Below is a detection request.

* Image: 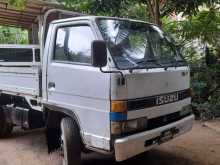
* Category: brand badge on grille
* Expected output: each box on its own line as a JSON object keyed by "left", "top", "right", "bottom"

{"left": 156, "top": 92, "right": 179, "bottom": 106}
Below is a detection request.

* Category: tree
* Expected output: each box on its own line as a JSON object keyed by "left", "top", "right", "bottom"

{"left": 164, "top": 6, "right": 220, "bottom": 55}
{"left": 138, "top": 0, "right": 219, "bottom": 26}
{"left": 162, "top": 5, "right": 220, "bottom": 116}
{"left": 8, "top": 0, "right": 219, "bottom": 26}
{"left": 57, "top": 0, "right": 130, "bottom": 16}
{"left": 57, "top": 0, "right": 220, "bottom": 26}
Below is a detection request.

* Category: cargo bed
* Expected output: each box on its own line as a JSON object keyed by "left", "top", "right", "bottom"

{"left": 0, "top": 44, "right": 41, "bottom": 97}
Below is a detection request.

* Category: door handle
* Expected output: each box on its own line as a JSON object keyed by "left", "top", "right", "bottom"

{"left": 48, "top": 82, "right": 56, "bottom": 89}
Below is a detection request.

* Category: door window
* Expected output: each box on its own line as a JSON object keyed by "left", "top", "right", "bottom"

{"left": 54, "top": 25, "right": 95, "bottom": 64}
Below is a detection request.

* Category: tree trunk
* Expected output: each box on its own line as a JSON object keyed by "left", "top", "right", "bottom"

{"left": 146, "top": 0, "right": 162, "bottom": 27}
{"left": 146, "top": 0, "right": 155, "bottom": 23}
{"left": 154, "top": 0, "right": 161, "bottom": 26}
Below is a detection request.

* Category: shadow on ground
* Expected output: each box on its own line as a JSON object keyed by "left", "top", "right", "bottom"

{"left": 9, "top": 128, "right": 46, "bottom": 139}
{"left": 0, "top": 125, "right": 206, "bottom": 165}
{"left": 82, "top": 149, "right": 200, "bottom": 165}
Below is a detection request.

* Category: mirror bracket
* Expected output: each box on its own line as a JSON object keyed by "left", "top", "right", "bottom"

{"left": 100, "top": 67, "right": 125, "bottom": 86}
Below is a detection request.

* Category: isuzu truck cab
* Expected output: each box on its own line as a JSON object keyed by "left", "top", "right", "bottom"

{"left": 0, "top": 11, "right": 194, "bottom": 165}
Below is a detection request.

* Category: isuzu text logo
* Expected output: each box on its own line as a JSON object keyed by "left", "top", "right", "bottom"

{"left": 156, "top": 92, "right": 179, "bottom": 106}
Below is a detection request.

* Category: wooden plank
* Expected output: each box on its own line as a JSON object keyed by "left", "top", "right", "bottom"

{"left": 0, "top": 19, "right": 30, "bottom": 26}
{"left": 0, "top": 9, "right": 36, "bottom": 19}
{"left": 0, "top": 19, "right": 31, "bottom": 27}
{"left": 0, "top": 16, "right": 35, "bottom": 24}
{"left": 0, "top": 22, "right": 28, "bottom": 28}
{"left": 0, "top": 14, "right": 35, "bottom": 23}
{"left": 0, "top": 8, "right": 38, "bottom": 18}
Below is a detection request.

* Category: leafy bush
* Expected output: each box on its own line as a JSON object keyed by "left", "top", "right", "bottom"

{"left": 191, "top": 64, "right": 220, "bottom": 120}
{"left": 0, "top": 26, "right": 28, "bottom": 44}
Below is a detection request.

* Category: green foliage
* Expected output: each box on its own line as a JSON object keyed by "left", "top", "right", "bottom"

{"left": 191, "top": 65, "right": 220, "bottom": 119}
{"left": 161, "top": 0, "right": 218, "bottom": 16}
{"left": 57, "top": 0, "right": 131, "bottom": 16}
{"left": 56, "top": 0, "right": 150, "bottom": 21}
{"left": 0, "top": 26, "right": 28, "bottom": 44}
{"left": 164, "top": 9, "right": 220, "bottom": 44}
{"left": 120, "top": 3, "right": 149, "bottom": 21}
{"left": 163, "top": 7, "right": 220, "bottom": 64}
{"left": 182, "top": 10, "right": 220, "bottom": 46}
{"left": 163, "top": 5, "right": 220, "bottom": 119}
{"left": 8, "top": 0, "right": 26, "bottom": 9}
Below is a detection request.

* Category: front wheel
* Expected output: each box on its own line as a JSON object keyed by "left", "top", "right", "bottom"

{"left": 60, "top": 117, "right": 81, "bottom": 165}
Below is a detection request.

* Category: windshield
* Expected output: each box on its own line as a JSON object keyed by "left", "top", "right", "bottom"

{"left": 96, "top": 18, "right": 187, "bottom": 70}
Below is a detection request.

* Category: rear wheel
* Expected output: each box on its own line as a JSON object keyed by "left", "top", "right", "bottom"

{"left": 60, "top": 117, "right": 81, "bottom": 165}
{"left": 0, "top": 109, "right": 13, "bottom": 138}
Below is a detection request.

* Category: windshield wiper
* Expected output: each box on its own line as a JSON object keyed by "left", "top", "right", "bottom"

{"left": 136, "top": 59, "right": 164, "bottom": 68}
{"left": 171, "top": 58, "right": 187, "bottom": 68}
{"left": 136, "top": 59, "right": 156, "bottom": 64}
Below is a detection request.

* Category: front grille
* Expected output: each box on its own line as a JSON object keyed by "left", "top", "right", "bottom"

{"left": 147, "top": 111, "right": 186, "bottom": 130}
{"left": 127, "top": 89, "right": 191, "bottom": 111}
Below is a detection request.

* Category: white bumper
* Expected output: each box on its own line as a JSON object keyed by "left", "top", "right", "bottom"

{"left": 114, "top": 115, "right": 194, "bottom": 161}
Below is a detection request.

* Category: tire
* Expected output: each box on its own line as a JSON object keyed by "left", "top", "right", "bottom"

{"left": 61, "top": 117, "right": 81, "bottom": 165}
{"left": 0, "top": 109, "right": 13, "bottom": 138}
{"left": 46, "top": 111, "right": 61, "bottom": 153}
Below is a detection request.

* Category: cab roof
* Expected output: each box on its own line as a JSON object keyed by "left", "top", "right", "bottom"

{"left": 51, "top": 16, "right": 151, "bottom": 25}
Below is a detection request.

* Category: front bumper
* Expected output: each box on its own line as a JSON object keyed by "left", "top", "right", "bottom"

{"left": 114, "top": 114, "right": 194, "bottom": 161}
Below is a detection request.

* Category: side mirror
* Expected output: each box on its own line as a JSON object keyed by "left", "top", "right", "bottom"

{"left": 92, "top": 40, "right": 107, "bottom": 67}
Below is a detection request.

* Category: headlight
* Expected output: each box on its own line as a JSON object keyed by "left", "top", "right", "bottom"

{"left": 180, "top": 105, "right": 192, "bottom": 117}
{"left": 122, "top": 120, "right": 138, "bottom": 133}
{"left": 111, "top": 117, "right": 148, "bottom": 135}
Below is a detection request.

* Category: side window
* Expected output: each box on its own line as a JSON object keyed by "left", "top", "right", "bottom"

{"left": 54, "top": 25, "right": 95, "bottom": 64}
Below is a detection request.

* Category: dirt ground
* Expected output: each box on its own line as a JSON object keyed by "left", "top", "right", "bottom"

{"left": 0, "top": 122, "right": 220, "bottom": 165}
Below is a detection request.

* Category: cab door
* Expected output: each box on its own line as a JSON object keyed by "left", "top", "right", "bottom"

{"left": 45, "top": 21, "right": 111, "bottom": 150}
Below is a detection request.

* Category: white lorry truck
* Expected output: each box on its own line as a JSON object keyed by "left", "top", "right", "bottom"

{"left": 0, "top": 4, "right": 194, "bottom": 165}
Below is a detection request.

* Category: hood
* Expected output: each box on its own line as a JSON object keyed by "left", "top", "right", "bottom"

{"left": 111, "top": 67, "right": 190, "bottom": 100}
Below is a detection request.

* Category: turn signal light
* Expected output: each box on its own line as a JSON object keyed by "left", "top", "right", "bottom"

{"left": 111, "top": 101, "right": 127, "bottom": 113}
